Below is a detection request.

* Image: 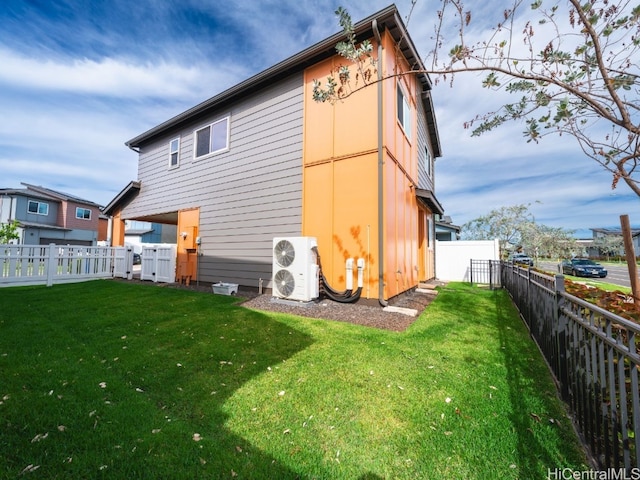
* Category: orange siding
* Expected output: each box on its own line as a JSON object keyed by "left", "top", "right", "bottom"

{"left": 303, "top": 52, "right": 380, "bottom": 298}
{"left": 111, "top": 210, "right": 125, "bottom": 247}
{"left": 380, "top": 29, "right": 423, "bottom": 298}
{"left": 303, "top": 29, "right": 434, "bottom": 300}
{"left": 98, "top": 217, "right": 108, "bottom": 242}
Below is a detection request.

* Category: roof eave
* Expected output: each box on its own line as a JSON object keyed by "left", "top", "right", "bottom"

{"left": 415, "top": 188, "right": 445, "bottom": 215}
{"left": 126, "top": 5, "right": 441, "bottom": 152}
{"left": 102, "top": 181, "right": 141, "bottom": 216}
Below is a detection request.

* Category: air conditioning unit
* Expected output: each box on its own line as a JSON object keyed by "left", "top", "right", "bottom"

{"left": 272, "top": 237, "right": 319, "bottom": 302}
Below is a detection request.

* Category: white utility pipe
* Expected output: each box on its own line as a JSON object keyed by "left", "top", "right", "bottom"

{"left": 357, "top": 259, "right": 365, "bottom": 288}
{"left": 346, "top": 258, "right": 354, "bottom": 291}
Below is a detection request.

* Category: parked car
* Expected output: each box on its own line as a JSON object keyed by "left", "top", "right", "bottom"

{"left": 561, "top": 258, "right": 607, "bottom": 278}
{"left": 508, "top": 253, "right": 534, "bottom": 266}
{"left": 133, "top": 253, "right": 141, "bottom": 265}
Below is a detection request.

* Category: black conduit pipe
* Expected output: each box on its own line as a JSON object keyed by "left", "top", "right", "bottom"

{"left": 313, "top": 247, "right": 362, "bottom": 303}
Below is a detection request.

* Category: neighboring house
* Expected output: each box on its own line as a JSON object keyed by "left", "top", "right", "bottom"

{"left": 98, "top": 214, "right": 110, "bottom": 243}
{"left": 104, "top": 5, "right": 445, "bottom": 301}
{"left": 124, "top": 220, "right": 177, "bottom": 252}
{"left": 435, "top": 215, "right": 461, "bottom": 241}
{"left": 0, "top": 183, "right": 102, "bottom": 246}
{"left": 589, "top": 227, "right": 640, "bottom": 257}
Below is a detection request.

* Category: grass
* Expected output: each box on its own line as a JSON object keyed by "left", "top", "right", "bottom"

{"left": 0, "top": 281, "right": 588, "bottom": 479}
{"left": 565, "top": 277, "right": 631, "bottom": 293}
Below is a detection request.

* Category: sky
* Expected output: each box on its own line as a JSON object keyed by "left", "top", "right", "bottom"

{"left": 0, "top": 0, "right": 637, "bottom": 238}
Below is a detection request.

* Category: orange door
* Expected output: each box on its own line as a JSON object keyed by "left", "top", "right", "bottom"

{"left": 176, "top": 208, "right": 200, "bottom": 284}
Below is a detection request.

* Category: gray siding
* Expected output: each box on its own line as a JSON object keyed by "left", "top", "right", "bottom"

{"left": 416, "top": 100, "right": 435, "bottom": 192}
{"left": 122, "top": 73, "right": 304, "bottom": 287}
{"left": 16, "top": 196, "right": 59, "bottom": 226}
{"left": 30, "top": 227, "right": 96, "bottom": 246}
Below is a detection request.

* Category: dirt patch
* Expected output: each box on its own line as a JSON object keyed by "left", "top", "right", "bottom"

{"left": 240, "top": 287, "right": 440, "bottom": 332}
{"left": 117, "top": 278, "right": 444, "bottom": 332}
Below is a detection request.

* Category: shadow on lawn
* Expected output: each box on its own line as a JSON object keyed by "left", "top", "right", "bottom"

{"left": 110, "top": 298, "right": 317, "bottom": 479}
{"left": 0, "top": 282, "right": 316, "bottom": 479}
{"left": 492, "top": 290, "right": 581, "bottom": 476}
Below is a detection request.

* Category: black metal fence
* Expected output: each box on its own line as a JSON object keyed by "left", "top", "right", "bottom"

{"left": 495, "top": 262, "right": 640, "bottom": 471}
{"left": 469, "top": 259, "right": 501, "bottom": 289}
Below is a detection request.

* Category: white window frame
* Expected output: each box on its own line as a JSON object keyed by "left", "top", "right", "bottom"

{"left": 193, "top": 116, "right": 230, "bottom": 160}
{"left": 425, "top": 146, "right": 432, "bottom": 178}
{"left": 397, "top": 84, "right": 412, "bottom": 140}
{"left": 169, "top": 137, "right": 180, "bottom": 168}
{"left": 27, "top": 200, "right": 49, "bottom": 216}
{"left": 75, "top": 207, "right": 91, "bottom": 220}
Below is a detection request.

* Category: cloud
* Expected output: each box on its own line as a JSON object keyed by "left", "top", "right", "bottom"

{"left": 0, "top": 0, "right": 636, "bottom": 233}
{"left": 0, "top": 47, "right": 245, "bottom": 100}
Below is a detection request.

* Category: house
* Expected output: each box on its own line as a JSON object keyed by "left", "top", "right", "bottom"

{"left": 104, "top": 5, "right": 445, "bottom": 302}
{"left": 124, "top": 220, "right": 178, "bottom": 253}
{"left": 435, "top": 215, "right": 461, "bottom": 241}
{"left": 0, "top": 183, "right": 102, "bottom": 246}
{"left": 589, "top": 227, "right": 640, "bottom": 258}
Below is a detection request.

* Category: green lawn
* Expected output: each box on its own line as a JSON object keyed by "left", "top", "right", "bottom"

{"left": 0, "top": 281, "right": 588, "bottom": 479}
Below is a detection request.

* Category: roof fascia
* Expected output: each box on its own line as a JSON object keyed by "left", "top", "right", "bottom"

{"left": 126, "top": 5, "right": 440, "bottom": 153}
{"left": 21, "top": 182, "right": 102, "bottom": 207}
{"left": 415, "top": 188, "right": 445, "bottom": 215}
{"left": 102, "top": 181, "right": 141, "bottom": 216}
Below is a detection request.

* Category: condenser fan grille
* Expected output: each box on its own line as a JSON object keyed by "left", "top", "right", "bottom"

{"left": 274, "top": 269, "right": 295, "bottom": 297}
{"left": 274, "top": 239, "right": 295, "bottom": 268}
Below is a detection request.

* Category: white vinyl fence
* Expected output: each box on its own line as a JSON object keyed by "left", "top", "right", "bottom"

{"left": 436, "top": 239, "right": 500, "bottom": 281}
{"left": 140, "top": 245, "right": 177, "bottom": 283}
{"left": 0, "top": 244, "right": 135, "bottom": 287}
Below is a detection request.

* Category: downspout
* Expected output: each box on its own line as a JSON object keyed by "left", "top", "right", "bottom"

{"left": 373, "top": 19, "right": 387, "bottom": 307}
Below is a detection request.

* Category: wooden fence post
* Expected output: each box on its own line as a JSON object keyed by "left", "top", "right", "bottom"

{"left": 620, "top": 215, "right": 640, "bottom": 309}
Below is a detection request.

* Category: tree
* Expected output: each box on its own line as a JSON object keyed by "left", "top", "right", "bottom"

{"left": 519, "top": 221, "right": 578, "bottom": 260}
{"left": 0, "top": 220, "right": 20, "bottom": 244}
{"left": 461, "top": 204, "right": 535, "bottom": 255}
{"left": 461, "top": 203, "right": 577, "bottom": 258}
{"left": 593, "top": 233, "right": 625, "bottom": 259}
{"left": 314, "top": 2, "right": 640, "bottom": 195}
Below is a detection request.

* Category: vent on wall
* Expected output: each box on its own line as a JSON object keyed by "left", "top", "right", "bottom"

{"left": 272, "top": 237, "right": 319, "bottom": 302}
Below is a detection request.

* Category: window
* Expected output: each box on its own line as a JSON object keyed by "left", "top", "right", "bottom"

{"left": 397, "top": 84, "right": 412, "bottom": 140}
{"left": 194, "top": 116, "right": 229, "bottom": 159}
{"left": 169, "top": 137, "right": 180, "bottom": 167}
{"left": 27, "top": 200, "right": 48, "bottom": 215}
{"left": 76, "top": 207, "right": 91, "bottom": 220}
{"left": 425, "top": 147, "right": 432, "bottom": 178}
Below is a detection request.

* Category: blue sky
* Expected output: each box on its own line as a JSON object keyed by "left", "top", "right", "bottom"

{"left": 1, "top": 0, "right": 637, "bottom": 238}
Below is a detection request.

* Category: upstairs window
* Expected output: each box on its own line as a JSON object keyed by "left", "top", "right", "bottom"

{"left": 76, "top": 207, "right": 91, "bottom": 220}
{"left": 28, "top": 200, "right": 49, "bottom": 215}
{"left": 169, "top": 137, "right": 180, "bottom": 168}
{"left": 397, "top": 84, "right": 412, "bottom": 140}
{"left": 194, "top": 116, "right": 229, "bottom": 159}
{"left": 425, "top": 147, "right": 432, "bottom": 178}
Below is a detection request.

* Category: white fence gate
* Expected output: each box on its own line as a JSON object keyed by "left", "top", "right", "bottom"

{"left": 113, "top": 246, "right": 134, "bottom": 280}
{"left": 1, "top": 244, "right": 121, "bottom": 287}
{"left": 140, "top": 245, "right": 176, "bottom": 283}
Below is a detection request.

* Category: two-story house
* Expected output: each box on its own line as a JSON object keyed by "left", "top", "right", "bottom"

{"left": 104, "top": 5, "right": 445, "bottom": 302}
{"left": 0, "top": 183, "right": 102, "bottom": 246}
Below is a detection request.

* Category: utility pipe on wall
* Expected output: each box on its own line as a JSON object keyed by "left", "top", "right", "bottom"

{"left": 372, "top": 19, "right": 388, "bottom": 307}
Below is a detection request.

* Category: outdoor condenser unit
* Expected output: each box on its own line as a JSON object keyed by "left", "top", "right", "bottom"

{"left": 272, "top": 236, "right": 319, "bottom": 302}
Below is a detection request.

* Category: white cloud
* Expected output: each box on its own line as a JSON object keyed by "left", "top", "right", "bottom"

{"left": 0, "top": 0, "right": 636, "bottom": 233}
{"left": 0, "top": 47, "right": 243, "bottom": 100}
